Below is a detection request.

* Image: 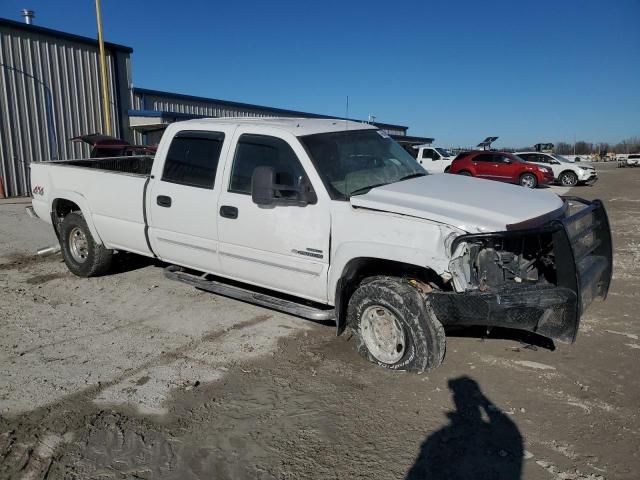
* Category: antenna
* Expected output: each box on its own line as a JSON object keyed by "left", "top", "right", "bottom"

{"left": 345, "top": 95, "right": 349, "bottom": 130}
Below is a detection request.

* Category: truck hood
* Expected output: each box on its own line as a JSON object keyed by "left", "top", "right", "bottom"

{"left": 349, "top": 174, "right": 565, "bottom": 233}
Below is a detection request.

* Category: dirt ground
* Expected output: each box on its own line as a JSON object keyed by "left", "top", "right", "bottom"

{"left": 0, "top": 163, "right": 638, "bottom": 480}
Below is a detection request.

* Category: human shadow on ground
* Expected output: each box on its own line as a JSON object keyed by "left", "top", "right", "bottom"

{"left": 406, "top": 376, "right": 523, "bottom": 480}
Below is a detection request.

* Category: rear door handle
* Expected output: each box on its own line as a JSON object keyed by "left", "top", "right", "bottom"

{"left": 157, "top": 195, "right": 172, "bottom": 207}
{"left": 220, "top": 205, "right": 238, "bottom": 219}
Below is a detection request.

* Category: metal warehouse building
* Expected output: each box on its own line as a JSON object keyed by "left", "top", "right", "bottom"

{"left": 1, "top": 16, "right": 421, "bottom": 197}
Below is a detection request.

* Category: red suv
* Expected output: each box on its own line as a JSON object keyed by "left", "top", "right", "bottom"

{"left": 449, "top": 151, "right": 554, "bottom": 188}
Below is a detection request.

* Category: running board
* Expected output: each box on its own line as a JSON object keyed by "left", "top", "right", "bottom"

{"left": 164, "top": 266, "right": 335, "bottom": 321}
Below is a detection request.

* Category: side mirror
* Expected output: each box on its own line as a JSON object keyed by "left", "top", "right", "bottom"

{"left": 503, "top": 159, "right": 511, "bottom": 164}
{"left": 251, "top": 166, "right": 317, "bottom": 207}
{"left": 251, "top": 166, "right": 276, "bottom": 206}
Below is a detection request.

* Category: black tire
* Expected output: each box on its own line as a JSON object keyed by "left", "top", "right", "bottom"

{"left": 347, "top": 276, "right": 445, "bottom": 371}
{"left": 59, "top": 212, "right": 113, "bottom": 277}
{"left": 559, "top": 171, "right": 578, "bottom": 187}
{"left": 519, "top": 173, "right": 538, "bottom": 188}
{"left": 458, "top": 171, "right": 472, "bottom": 176}
{"left": 444, "top": 166, "right": 451, "bottom": 173}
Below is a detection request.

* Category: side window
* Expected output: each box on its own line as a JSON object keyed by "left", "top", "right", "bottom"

{"left": 422, "top": 149, "right": 434, "bottom": 160}
{"left": 474, "top": 153, "right": 494, "bottom": 162}
{"left": 230, "top": 134, "right": 306, "bottom": 195}
{"left": 162, "top": 131, "right": 224, "bottom": 189}
{"left": 430, "top": 149, "right": 442, "bottom": 160}
{"left": 496, "top": 155, "right": 512, "bottom": 163}
{"left": 518, "top": 153, "right": 533, "bottom": 162}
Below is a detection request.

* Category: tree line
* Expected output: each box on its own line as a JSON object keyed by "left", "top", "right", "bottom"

{"left": 552, "top": 136, "right": 640, "bottom": 156}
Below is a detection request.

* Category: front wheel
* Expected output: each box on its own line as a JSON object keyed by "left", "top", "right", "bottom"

{"left": 458, "top": 171, "right": 472, "bottom": 176}
{"left": 347, "top": 276, "right": 445, "bottom": 371}
{"left": 519, "top": 173, "right": 538, "bottom": 188}
{"left": 559, "top": 171, "right": 578, "bottom": 186}
{"left": 60, "top": 212, "right": 113, "bottom": 277}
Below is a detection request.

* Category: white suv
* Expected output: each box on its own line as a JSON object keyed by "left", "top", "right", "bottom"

{"left": 516, "top": 152, "right": 597, "bottom": 186}
{"left": 618, "top": 154, "right": 640, "bottom": 167}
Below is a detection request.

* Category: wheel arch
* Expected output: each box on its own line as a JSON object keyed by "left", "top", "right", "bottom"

{"left": 50, "top": 191, "right": 103, "bottom": 244}
{"left": 560, "top": 168, "right": 578, "bottom": 177}
{"left": 519, "top": 171, "right": 539, "bottom": 183}
{"left": 333, "top": 256, "right": 444, "bottom": 336}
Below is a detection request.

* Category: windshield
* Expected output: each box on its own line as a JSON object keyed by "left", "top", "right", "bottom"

{"left": 300, "top": 129, "right": 425, "bottom": 199}
{"left": 436, "top": 148, "right": 454, "bottom": 158}
{"left": 552, "top": 154, "right": 573, "bottom": 163}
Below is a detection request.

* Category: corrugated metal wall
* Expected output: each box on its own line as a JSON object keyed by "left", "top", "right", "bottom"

{"left": 0, "top": 23, "right": 130, "bottom": 197}
{"left": 132, "top": 92, "right": 284, "bottom": 119}
{"left": 131, "top": 90, "right": 407, "bottom": 144}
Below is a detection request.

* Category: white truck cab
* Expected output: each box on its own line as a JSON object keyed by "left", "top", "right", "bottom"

{"left": 413, "top": 145, "right": 456, "bottom": 173}
{"left": 30, "top": 118, "right": 613, "bottom": 371}
{"left": 516, "top": 152, "right": 598, "bottom": 186}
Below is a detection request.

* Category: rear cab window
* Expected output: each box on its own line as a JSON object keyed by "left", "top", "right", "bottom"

{"left": 162, "top": 131, "right": 225, "bottom": 189}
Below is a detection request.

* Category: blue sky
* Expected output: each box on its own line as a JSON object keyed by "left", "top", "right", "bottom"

{"left": 2, "top": 0, "right": 639, "bottom": 147}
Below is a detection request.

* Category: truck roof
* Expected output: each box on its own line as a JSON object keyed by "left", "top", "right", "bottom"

{"left": 175, "top": 117, "right": 378, "bottom": 136}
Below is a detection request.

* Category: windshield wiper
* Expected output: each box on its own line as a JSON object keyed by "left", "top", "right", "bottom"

{"left": 348, "top": 182, "right": 390, "bottom": 197}
{"left": 396, "top": 172, "right": 426, "bottom": 182}
{"left": 348, "top": 173, "right": 426, "bottom": 197}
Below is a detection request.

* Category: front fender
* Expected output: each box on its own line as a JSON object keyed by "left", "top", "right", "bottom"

{"left": 328, "top": 241, "right": 450, "bottom": 304}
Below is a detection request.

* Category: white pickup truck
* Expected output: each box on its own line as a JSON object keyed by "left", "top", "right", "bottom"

{"left": 30, "top": 118, "right": 613, "bottom": 371}
{"left": 412, "top": 145, "right": 457, "bottom": 173}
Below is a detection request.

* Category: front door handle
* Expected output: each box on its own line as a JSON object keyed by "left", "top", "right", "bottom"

{"left": 220, "top": 205, "right": 238, "bottom": 219}
{"left": 157, "top": 195, "right": 172, "bottom": 207}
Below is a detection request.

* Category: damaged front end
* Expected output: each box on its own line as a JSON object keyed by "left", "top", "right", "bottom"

{"left": 431, "top": 197, "right": 612, "bottom": 343}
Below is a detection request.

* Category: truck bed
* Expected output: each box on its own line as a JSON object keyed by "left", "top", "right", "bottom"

{"left": 49, "top": 155, "right": 155, "bottom": 176}
{"left": 30, "top": 156, "right": 155, "bottom": 257}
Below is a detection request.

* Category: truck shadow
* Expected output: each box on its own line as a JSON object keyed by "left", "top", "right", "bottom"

{"left": 110, "top": 252, "right": 164, "bottom": 274}
{"left": 445, "top": 326, "right": 556, "bottom": 351}
{"left": 405, "top": 376, "right": 523, "bottom": 480}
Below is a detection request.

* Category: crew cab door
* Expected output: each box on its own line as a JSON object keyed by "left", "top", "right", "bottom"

{"left": 216, "top": 128, "right": 331, "bottom": 303}
{"left": 147, "top": 127, "right": 234, "bottom": 272}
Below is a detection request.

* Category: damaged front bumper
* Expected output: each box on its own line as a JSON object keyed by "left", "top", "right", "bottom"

{"left": 431, "top": 197, "right": 612, "bottom": 343}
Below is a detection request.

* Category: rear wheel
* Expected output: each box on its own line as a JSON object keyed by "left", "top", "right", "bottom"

{"left": 60, "top": 212, "right": 113, "bottom": 277}
{"left": 559, "top": 171, "right": 578, "bottom": 186}
{"left": 458, "top": 171, "right": 472, "bottom": 176}
{"left": 348, "top": 276, "right": 445, "bottom": 371}
{"left": 519, "top": 173, "right": 538, "bottom": 188}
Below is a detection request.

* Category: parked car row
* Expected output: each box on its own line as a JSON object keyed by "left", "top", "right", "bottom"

{"left": 449, "top": 151, "right": 554, "bottom": 188}
{"left": 617, "top": 154, "right": 640, "bottom": 168}
{"left": 410, "top": 147, "right": 597, "bottom": 189}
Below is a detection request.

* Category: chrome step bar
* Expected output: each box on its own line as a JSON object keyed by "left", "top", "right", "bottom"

{"left": 164, "top": 266, "right": 335, "bottom": 321}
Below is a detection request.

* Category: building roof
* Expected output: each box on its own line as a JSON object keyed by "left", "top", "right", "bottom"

{"left": 133, "top": 87, "right": 408, "bottom": 132}
{"left": 0, "top": 17, "right": 133, "bottom": 53}
{"left": 169, "top": 117, "right": 378, "bottom": 137}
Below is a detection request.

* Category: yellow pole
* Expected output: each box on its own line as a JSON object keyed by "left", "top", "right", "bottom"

{"left": 95, "top": 0, "right": 112, "bottom": 135}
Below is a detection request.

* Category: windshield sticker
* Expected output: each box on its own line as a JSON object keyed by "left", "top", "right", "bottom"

{"left": 377, "top": 130, "right": 390, "bottom": 139}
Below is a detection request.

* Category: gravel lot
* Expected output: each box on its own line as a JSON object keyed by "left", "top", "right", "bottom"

{"left": 1, "top": 162, "right": 638, "bottom": 479}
